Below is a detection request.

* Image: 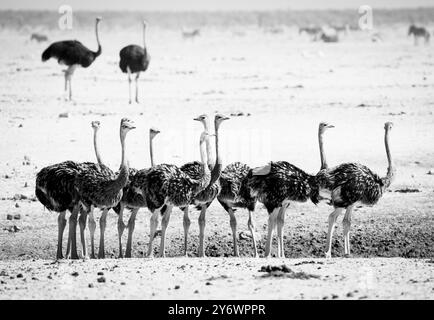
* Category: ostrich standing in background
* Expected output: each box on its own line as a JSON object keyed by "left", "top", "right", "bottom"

{"left": 119, "top": 20, "right": 150, "bottom": 104}
{"left": 246, "top": 161, "right": 320, "bottom": 258}
{"left": 316, "top": 122, "right": 395, "bottom": 258}
{"left": 35, "top": 121, "right": 106, "bottom": 259}
{"left": 114, "top": 127, "right": 160, "bottom": 258}
{"left": 145, "top": 131, "right": 211, "bottom": 257}
{"left": 408, "top": 25, "right": 430, "bottom": 46}
{"left": 217, "top": 162, "right": 259, "bottom": 257}
{"left": 42, "top": 17, "right": 102, "bottom": 101}
{"left": 75, "top": 118, "right": 135, "bottom": 259}
{"left": 180, "top": 114, "right": 229, "bottom": 257}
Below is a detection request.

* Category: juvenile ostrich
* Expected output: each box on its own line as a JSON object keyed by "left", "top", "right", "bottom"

{"left": 408, "top": 25, "right": 430, "bottom": 45}
{"left": 35, "top": 121, "right": 106, "bottom": 259}
{"left": 217, "top": 161, "right": 259, "bottom": 257}
{"left": 119, "top": 20, "right": 150, "bottom": 104}
{"left": 246, "top": 162, "right": 320, "bottom": 258}
{"left": 114, "top": 127, "right": 160, "bottom": 258}
{"left": 180, "top": 114, "right": 229, "bottom": 257}
{"left": 145, "top": 131, "right": 211, "bottom": 257}
{"left": 75, "top": 118, "right": 135, "bottom": 259}
{"left": 42, "top": 17, "right": 102, "bottom": 101}
{"left": 316, "top": 122, "right": 395, "bottom": 258}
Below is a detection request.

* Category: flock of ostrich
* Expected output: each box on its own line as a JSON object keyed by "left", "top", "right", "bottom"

{"left": 34, "top": 16, "right": 397, "bottom": 260}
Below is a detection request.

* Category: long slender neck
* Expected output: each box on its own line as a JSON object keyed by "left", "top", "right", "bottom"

{"left": 204, "top": 119, "right": 214, "bottom": 168}
{"left": 208, "top": 122, "right": 222, "bottom": 186}
{"left": 143, "top": 25, "right": 147, "bottom": 49}
{"left": 318, "top": 128, "right": 328, "bottom": 170}
{"left": 197, "top": 137, "right": 211, "bottom": 192}
{"left": 94, "top": 21, "right": 101, "bottom": 57}
{"left": 382, "top": 128, "right": 395, "bottom": 188}
{"left": 114, "top": 129, "right": 129, "bottom": 188}
{"left": 120, "top": 129, "right": 127, "bottom": 170}
{"left": 93, "top": 128, "right": 103, "bottom": 166}
{"left": 149, "top": 133, "right": 155, "bottom": 167}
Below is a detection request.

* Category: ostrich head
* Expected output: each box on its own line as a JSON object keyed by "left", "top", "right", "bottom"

{"left": 214, "top": 113, "right": 230, "bottom": 129}
{"left": 96, "top": 16, "right": 102, "bottom": 24}
{"left": 120, "top": 118, "right": 136, "bottom": 135}
{"left": 149, "top": 127, "right": 160, "bottom": 138}
{"left": 319, "top": 122, "right": 334, "bottom": 133}
{"left": 193, "top": 114, "right": 208, "bottom": 123}
{"left": 91, "top": 120, "right": 101, "bottom": 130}
{"left": 384, "top": 122, "right": 393, "bottom": 131}
{"left": 143, "top": 20, "right": 148, "bottom": 27}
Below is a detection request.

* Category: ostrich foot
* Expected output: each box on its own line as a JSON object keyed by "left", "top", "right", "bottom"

{"left": 325, "top": 251, "right": 332, "bottom": 259}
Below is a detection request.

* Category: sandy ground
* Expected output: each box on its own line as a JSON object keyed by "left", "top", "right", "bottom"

{"left": 0, "top": 24, "right": 433, "bottom": 299}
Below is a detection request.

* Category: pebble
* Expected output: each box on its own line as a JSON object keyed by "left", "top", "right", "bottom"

{"left": 97, "top": 271, "right": 104, "bottom": 276}
{"left": 97, "top": 276, "right": 106, "bottom": 283}
{"left": 16, "top": 273, "right": 23, "bottom": 278}
{"left": 15, "top": 203, "right": 20, "bottom": 208}
{"left": 88, "top": 283, "right": 94, "bottom": 288}
{"left": 174, "top": 285, "right": 180, "bottom": 290}
{"left": 6, "top": 214, "right": 13, "bottom": 220}
{"left": 71, "top": 271, "right": 79, "bottom": 277}
{"left": 58, "top": 112, "right": 69, "bottom": 118}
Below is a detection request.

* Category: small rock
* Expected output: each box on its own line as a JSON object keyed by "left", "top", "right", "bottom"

{"left": 14, "top": 214, "right": 21, "bottom": 220}
{"left": 427, "top": 170, "right": 434, "bottom": 175}
{"left": 331, "top": 294, "right": 339, "bottom": 299}
{"left": 120, "top": 282, "right": 126, "bottom": 285}
{"left": 24, "top": 182, "right": 28, "bottom": 188}
{"left": 88, "top": 283, "right": 94, "bottom": 288}
{"left": 97, "top": 276, "right": 106, "bottom": 283}
{"left": 71, "top": 271, "right": 79, "bottom": 277}
{"left": 205, "top": 282, "right": 212, "bottom": 286}
{"left": 346, "top": 292, "right": 354, "bottom": 297}
{"left": 15, "top": 203, "right": 20, "bottom": 208}
{"left": 6, "top": 214, "right": 13, "bottom": 220}
{"left": 97, "top": 271, "right": 104, "bottom": 276}
{"left": 18, "top": 124, "right": 23, "bottom": 128}
{"left": 16, "top": 273, "right": 23, "bottom": 278}
{"left": 194, "top": 290, "right": 199, "bottom": 294}
{"left": 58, "top": 112, "right": 69, "bottom": 118}
{"left": 174, "top": 285, "right": 180, "bottom": 290}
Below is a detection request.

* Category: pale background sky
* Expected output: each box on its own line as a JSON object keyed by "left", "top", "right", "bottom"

{"left": 0, "top": 0, "right": 433, "bottom": 11}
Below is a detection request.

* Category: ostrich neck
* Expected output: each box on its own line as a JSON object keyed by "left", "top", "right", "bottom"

{"left": 149, "top": 134, "right": 155, "bottom": 167}
{"left": 208, "top": 123, "right": 222, "bottom": 187}
{"left": 95, "top": 22, "right": 101, "bottom": 56}
{"left": 93, "top": 129, "right": 103, "bottom": 166}
{"left": 318, "top": 129, "right": 328, "bottom": 170}
{"left": 114, "top": 130, "right": 129, "bottom": 190}
{"left": 143, "top": 26, "right": 147, "bottom": 49}
{"left": 198, "top": 137, "right": 211, "bottom": 191}
{"left": 383, "top": 128, "right": 395, "bottom": 188}
{"left": 204, "top": 120, "right": 215, "bottom": 168}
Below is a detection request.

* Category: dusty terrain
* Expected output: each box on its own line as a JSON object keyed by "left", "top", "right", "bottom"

{"left": 0, "top": 18, "right": 433, "bottom": 299}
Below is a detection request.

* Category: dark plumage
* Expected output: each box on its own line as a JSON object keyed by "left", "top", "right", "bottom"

{"left": 41, "top": 17, "right": 102, "bottom": 100}
{"left": 246, "top": 161, "right": 319, "bottom": 258}
{"left": 315, "top": 122, "right": 395, "bottom": 258}
{"left": 217, "top": 161, "right": 258, "bottom": 257}
{"left": 119, "top": 21, "right": 150, "bottom": 104}
{"left": 408, "top": 25, "right": 430, "bottom": 45}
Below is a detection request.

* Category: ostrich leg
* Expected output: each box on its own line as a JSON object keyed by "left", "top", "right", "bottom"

{"left": 247, "top": 210, "right": 259, "bottom": 258}
{"left": 159, "top": 205, "right": 172, "bottom": 258}
{"left": 98, "top": 208, "right": 108, "bottom": 259}
{"left": 182, "top": 207, "right": 190, "bottom": 257}
{"left": 276, "top": 206, "right": 286, "bottom": 258}
{"left": 78, "top": 210, "right": 88, "bottom": 258}
{"left": 135, "top": 72, "right": 140, "bottom": 103}
{"left": 198, "top": 205, "right": 207, "bottom": 257}
{"left": 325, "top": 207, "right": 344, "bottom": 258}
{"left": 228, "top": 208, "right": 239, "bottom": 257}
{"left": 147, "top": 209, "right": 160, "bottom": 257}
{"left": 66, "top": 204, "right": 80, "bottom": 259}
{"left": 125, "top": 208, "right": 139, "bottom": 258}
{"left": 56, "top": 211, "right": 67, "bottom": 259}
{"left": 88, "top": 206, "right": 97, "bottom": 259}
{"left": 343, "top": 205, "right": 354, "bottom": 257}
{"left": 127, "top": 67, "right": 132, "bottom": 104}
{"left": 265, "top": 208, "right": 279, "bottom": 258}
{"left": 117, "top": 203, "right": 126, "bottom": 258}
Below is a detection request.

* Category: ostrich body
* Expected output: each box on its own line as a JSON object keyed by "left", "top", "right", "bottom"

{"left": 145, "top": 131, "right": 211, "bottom": 257}
{"left": 119, "top": 20, "right": 150, "bottom": 104}
{"left": 217, "top": 161, "right": 258, "bottom": 257}
{"left": 179, "top": 114, "right": 229, "bottom": 257}
{"left": 42, "top": 17, "right": 102, "bottom": 101}
{"left": 246, "top": 161, "right": 320, "bottom": 258}
{"left": 75, "top": 118, "right": 135, "bottom": 259}
{"left": 35, "top": 121, "right": 109, "bottom": 259}
{"left": 316, "top": 122, "right": 395, "bottom": 258}
{"left": 114, "top": 127, "right": 160, "bottom": 258}
{"left": 408, "top": 25, "right": 430, "bottom": 45}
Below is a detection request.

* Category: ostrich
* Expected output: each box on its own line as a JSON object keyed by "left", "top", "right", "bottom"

{"left": 145, "top": 131, "right": 211, "bottom": 257}
{"left": 408, "top": 25, "right": 430, "bottom": 46}
{"left": 180, "top": 114, "right": 229, "bottom": 257}
{"left": 316, "top": 122, "right": 395, "bottom": 258}
{"left": 217, "top": 162, "right": 259, "bottom": 257}
{"left": 41, "top": 16, "right": 102, "bottom": 101}
{"left": 119, "top": 20, "right": 150, "bottom": 104}
{"left": 114, "top": 127, "right": 160, "bottom": 258}
{"left": 35, "top": 121, "right": 106, "bottom": 259}
{"left": 75, "top": 118, "right": 135, "bottom": 259}
{"left": 246, "top": 161, "right": 320, "bottom": 258}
